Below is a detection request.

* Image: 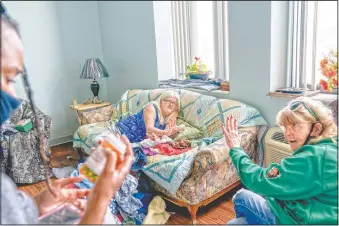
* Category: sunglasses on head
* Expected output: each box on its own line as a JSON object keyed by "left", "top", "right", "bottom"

{"left": 289, "top": 101, "right": 320, "bottom": 121}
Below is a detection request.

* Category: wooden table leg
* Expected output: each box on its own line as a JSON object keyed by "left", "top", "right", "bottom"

{"left": 75, "top": 110, "right": 83, "bottom": 126}
{"left": 187, "top": 204, "right": 199, "bottom": 224}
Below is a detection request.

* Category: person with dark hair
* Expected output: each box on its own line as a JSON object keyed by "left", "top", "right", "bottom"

{"left": 1, "top": 3, "right": 133, "bottom": 224}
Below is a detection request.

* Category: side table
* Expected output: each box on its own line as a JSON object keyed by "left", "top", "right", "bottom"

{"left": 70, "top": 101, "right": 113, "bottom": 126}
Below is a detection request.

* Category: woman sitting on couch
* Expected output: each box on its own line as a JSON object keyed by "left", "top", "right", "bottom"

{"left": 223, "top": 97, "right": 337, "bottom": 224}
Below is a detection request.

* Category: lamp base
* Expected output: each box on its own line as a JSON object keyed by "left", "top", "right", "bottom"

{"left": 93, "top": 96, "right": 103, "bottom": 104}
{"left": 82, "top": 97, "right": 104, "bottom": 105}
{"left": 90, "top": 79, "right": 100, "bottom": 97}
{"left": 89, "top": 79, "right": 103, "bottom": 104}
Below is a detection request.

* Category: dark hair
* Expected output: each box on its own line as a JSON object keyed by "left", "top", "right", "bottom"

{"left": 2, "top": 10, "right": 56, "bottom": 196}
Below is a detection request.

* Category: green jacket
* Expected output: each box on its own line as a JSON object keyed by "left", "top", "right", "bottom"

{"left": 230, "top": 138, "right": 338, "bottom": 224}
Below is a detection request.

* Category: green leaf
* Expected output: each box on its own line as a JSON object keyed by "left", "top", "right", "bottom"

{"left": 187, "top": 57, "right": 211, "bottom": 73}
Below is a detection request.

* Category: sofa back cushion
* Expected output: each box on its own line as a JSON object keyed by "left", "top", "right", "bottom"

{"left": 112, "top": 89, "right": 263, "bottom": 138}
{"left": 171, "top": 118, "right": 203, "bottom": 141}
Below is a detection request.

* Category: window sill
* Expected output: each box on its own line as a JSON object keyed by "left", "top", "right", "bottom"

{"left": 267, "top": 90, "right": 337, "bottom": 100}
{"left": 158, "top": 78, "right": 230, "bottom": 99}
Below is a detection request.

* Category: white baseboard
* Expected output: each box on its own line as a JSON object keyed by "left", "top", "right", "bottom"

{"left": 50, "top": 135, "right": 73, "bottom": 146}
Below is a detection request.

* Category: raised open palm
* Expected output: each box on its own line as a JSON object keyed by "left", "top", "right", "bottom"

{"left": 222, "top": 116, "right": 241, "bottom": 149}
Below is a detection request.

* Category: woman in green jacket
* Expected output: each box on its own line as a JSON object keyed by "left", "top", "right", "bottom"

{"left": 224, "top": 97, "right": 338, "bottom": 224}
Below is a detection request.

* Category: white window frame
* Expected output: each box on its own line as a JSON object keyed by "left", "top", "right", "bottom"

{"left": 170, "top": 1, "right": 192, "bottom": 79}
{"left": 286, "top": 1, "right": 333, "bottom": 91}
{"left": 213, "top": 1, "right": 229, "bottom": 81}
{"left": 170, "top": 1, "right": 229, "bottom": 80}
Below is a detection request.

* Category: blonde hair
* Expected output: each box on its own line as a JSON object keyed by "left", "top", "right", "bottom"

{"left": 276, "top": 96, "right": 337, "bottom": 144}
{"left": 159, "top": 90, "right": 180, "bottom": 109}
{"left": 153, "top": 90, "right": 180, "bottom": 120}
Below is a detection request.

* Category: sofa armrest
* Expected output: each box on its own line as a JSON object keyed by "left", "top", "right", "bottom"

{"left": 190, "top": 126, "right": 259, "bottom": 177}
{"left": 190, "top": 138, "right": 229, "bottom": 177}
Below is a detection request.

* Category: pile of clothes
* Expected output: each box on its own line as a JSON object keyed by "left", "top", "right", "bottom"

{"left": 70, "top": 156, "right": 152, "bottom": 225}
{"left": 137, "top": 136, "right": 192, "bottom": 157}
{"left": 69, "top": 136, "right": 192, "bottom": 224}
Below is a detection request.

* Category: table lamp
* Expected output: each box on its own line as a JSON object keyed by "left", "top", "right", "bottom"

{"left": 80, "top": 58, "right": 109, "bottom": 103}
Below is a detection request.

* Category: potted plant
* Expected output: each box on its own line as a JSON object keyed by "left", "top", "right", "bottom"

{"left": 319, "top": 49, "right": 338, "bottom": 94}
{"left": 186, "top": 57, "right": 211, "bottom": 80}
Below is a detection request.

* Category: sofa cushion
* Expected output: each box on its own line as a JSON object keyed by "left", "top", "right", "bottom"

{"left": 172, "top": 118, "right": 203, "bottom": 142}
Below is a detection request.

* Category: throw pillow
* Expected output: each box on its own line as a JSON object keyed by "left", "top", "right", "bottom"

{"left": 172, "top": 118, "right": 203, "bottom": 141}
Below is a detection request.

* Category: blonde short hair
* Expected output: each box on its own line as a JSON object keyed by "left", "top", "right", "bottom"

{"left": 276, "top": 96, "right": 337, "bottom": 144}
{"left": 159, "top": 90, "right": 180, "bottom": 109}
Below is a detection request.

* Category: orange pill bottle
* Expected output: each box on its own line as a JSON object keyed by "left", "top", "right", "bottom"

{"left": 79, "top": 133, "right": 126, "bottom": 183}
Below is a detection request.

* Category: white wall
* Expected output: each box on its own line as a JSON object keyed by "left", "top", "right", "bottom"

{"left": 153, "top": 1, "right": 175, "bottom": 81}
{"left": 227, "top": 1, "right": 290, "bottom": 126}
{"left": 56, "top": 1, "right": 107, "bottom": 103}
{"left": 97, "top": 1, "right": 159, "bottom": 104}
{"left": 5, "top": 1, "right": 72, "bottom": 143}
{"left": 270, "top": 1, "right": 289, "bottom": 92}
{"left": 4, "top": 1, "right": 106, "bottom": 144}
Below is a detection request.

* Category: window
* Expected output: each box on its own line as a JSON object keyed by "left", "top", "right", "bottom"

{"left": 288, "top": 1, "right": 337, "bottom": 90}
{"left": 312, "top": 1, "right": 337, "bottom": 88}
{"left": 170, "top": 1, "right": 229, "bottom": 80}
{"left": 190, "top": 1, "right": 215, "bottom": 76}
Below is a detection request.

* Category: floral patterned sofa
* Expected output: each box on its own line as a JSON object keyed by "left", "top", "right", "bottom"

{"left": 73, "top": 88, "right": 268, "bottom": 224}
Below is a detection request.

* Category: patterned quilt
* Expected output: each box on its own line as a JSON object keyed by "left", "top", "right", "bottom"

{"left": 150, "top": 126, "right": 258, "bottom": 205}
{"left": 73, "top": 88, "right": 268, "bottom": 194}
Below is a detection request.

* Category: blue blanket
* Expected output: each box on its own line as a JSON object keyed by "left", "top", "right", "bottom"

{"left": 158, "top": 79, "right": 223, "bottom": 91}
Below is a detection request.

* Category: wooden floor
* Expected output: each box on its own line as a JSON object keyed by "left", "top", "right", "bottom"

{"left": 17, "top": 143, "right": 237, "bottom": 224}
{"left": 166, "top": 189, "right": 237, "bottom": 224}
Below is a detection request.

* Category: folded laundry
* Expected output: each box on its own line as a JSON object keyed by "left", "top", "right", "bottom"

{"left": 158, "top": 78, "right": 222, "bottom": 91}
